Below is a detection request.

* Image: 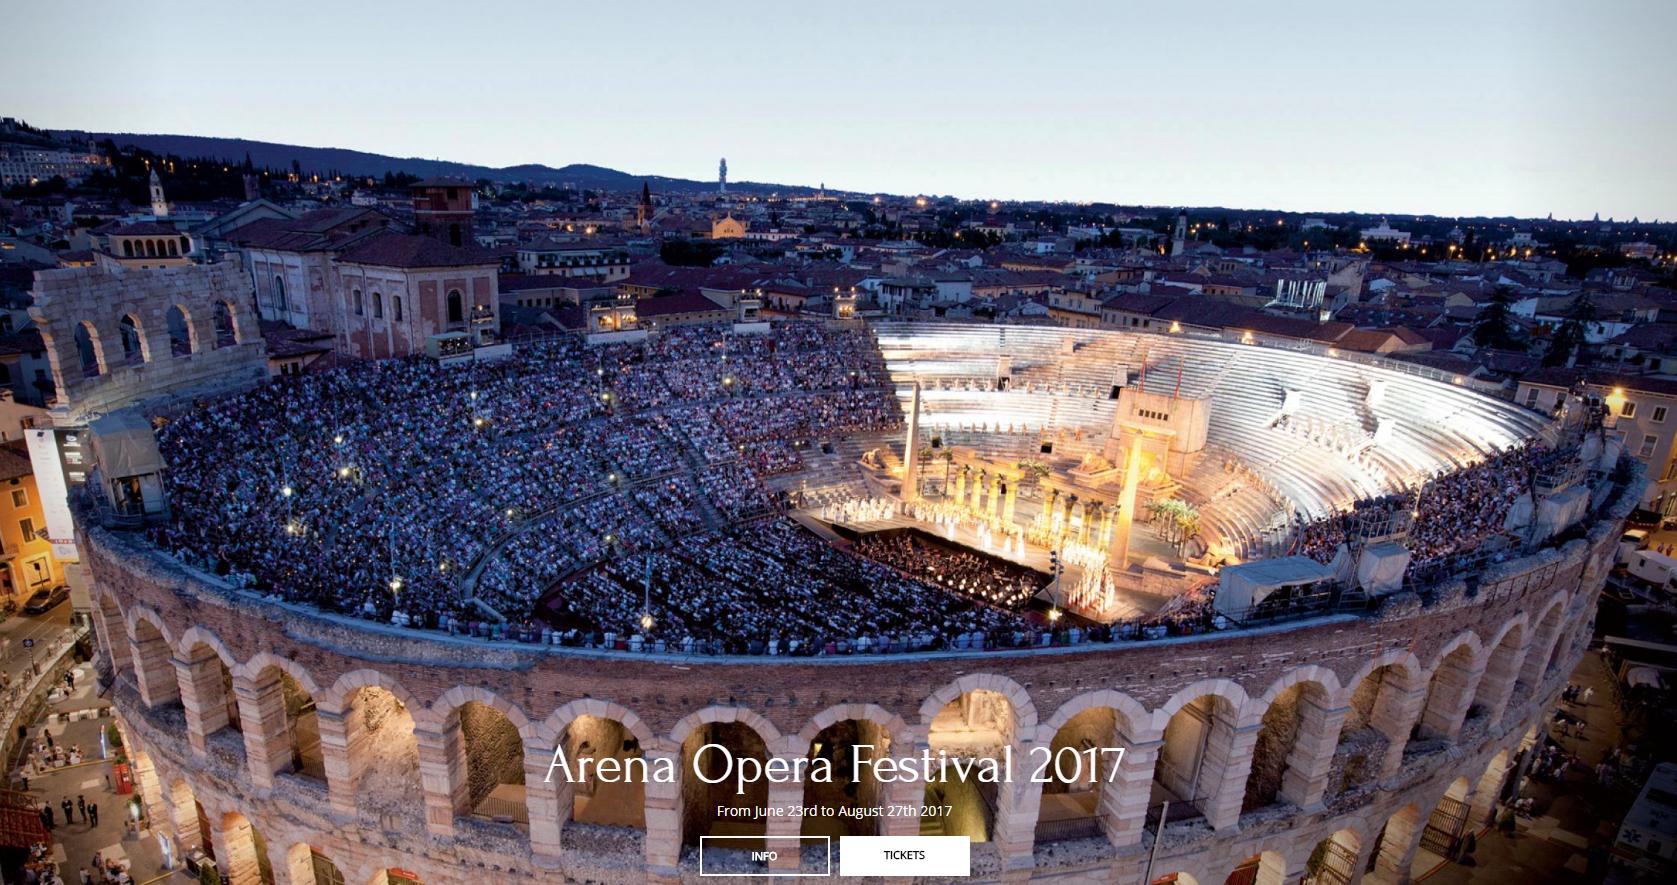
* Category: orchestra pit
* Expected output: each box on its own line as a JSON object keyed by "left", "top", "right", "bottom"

{"left": 76, "top": 317, "right": 1638, "bottom": 885}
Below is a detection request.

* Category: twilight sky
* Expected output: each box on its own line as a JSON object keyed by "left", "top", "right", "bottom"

{"left": 5, "top": 0, "right": 1674, "bottom": 219}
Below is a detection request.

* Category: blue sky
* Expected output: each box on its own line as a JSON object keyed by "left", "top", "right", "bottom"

{"left": 5, "top": 0, "right": 1674, "bottom": 219}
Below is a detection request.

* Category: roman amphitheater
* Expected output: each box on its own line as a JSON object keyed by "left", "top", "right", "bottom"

{"left": 75, "top": 318, "right": 1637, "bottom": 885}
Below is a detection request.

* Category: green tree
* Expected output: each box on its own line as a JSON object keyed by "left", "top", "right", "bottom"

{"left": 1543, "top": 292, "right": 1596, "bottom": 367}
{"left": 1472, "top": 287, "right": 1526, "bottom": 351}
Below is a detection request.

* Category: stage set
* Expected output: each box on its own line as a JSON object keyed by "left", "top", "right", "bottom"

{"left": 799, "top": 378, "right": 1225, "bottom": 625}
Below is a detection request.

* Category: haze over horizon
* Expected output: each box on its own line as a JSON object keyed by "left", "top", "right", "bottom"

{"left": 5, "top": 0, "right": 1674, "bottom": 221}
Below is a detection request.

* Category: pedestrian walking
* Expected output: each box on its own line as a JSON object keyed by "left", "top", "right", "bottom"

{"left": 1582, "top": 686, "right": 1595, "bottom": 704}
{"left": 78, "top": 867, "right": 91, "bottom": 885}
{"left": 88, "top": 801, "right": 98, "bottom": 827}
{"left": 76, "top": 794, "right": 86, "bottom": 822}
{"left": 61, "top": 797, "right": 72, "bottom": 824}
{"left": 44, "top": 730, "right": 54, "bottom": 750}
{"left": 41, "top": 802, "right": 54, "bottom": 829}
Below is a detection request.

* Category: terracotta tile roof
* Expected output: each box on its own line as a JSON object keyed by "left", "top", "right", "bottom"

{"left": 336, "top": 231, "right": 498, "bottom": 269}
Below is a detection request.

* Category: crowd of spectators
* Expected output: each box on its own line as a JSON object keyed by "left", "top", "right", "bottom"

{"left": 152, "top": 322, "right": 897, "bottom": 628}
{"left": 1291, "top": 441, "right": 1560, "bottom": 578}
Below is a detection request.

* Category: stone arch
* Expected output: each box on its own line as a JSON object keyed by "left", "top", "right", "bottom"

{"left": 1223, "top": 848, "right": 1288, "bottom": 885}
{"left": 917, "top": 672, "right": 1039, "bottom": 733}
{"left": 93, "top": 588, "right": 132, "bottom": 679}
{"left": 796, "top": 703, "right": 911, "bottom": 751}
{"left": 1149, "top": 873, "right": 1201, "bottom": 885}
{"left": 1410, "top": 776, "right": 1475, "bottom": 876}
{"left": 214, "top": 299, "right": 239, "bottom": 346}
{"left": 126, "top": 606, "right": 180, "bottom": 708}
{"left": 118, "top": 313, "right": 148, "bottom": 363}
{"left": 283, "top": 842, "right": 348, "bottom": 885}
{"left": 1151, "top": 679, "right": 1252, "bottom": 830}
{"left": 429, "top": 687, "right": 535, "bottom": 827}
{"left": 175, "top": 627, "right": 243, "bottom": 754}
{"left": 1300, "top": 828, "right": 1361, "bottom": 885}
{"left": 1244, "top": 668, "right": 1339, "bottom": 813}
{"left": 74, "top": 320, "right": 104, "bottom": 377}
{"left": 1475, "top": 614, "right": 1530, "bottom": 725}
{"left": 166, "top": 303, "right": 196, "bottom": 355}
{"left": 218, "top": 810, "right": 275, "bottom": 885}
{"left": 1416, "top": 631, "right": 1485, "bottom": 742}
{"left": 239, "top": 655, "right": 326, "bottom": 783}
{"left": 800, "top": 709, "right": 902, "bottom": 840}
{"left": 1331, "top": 652, "right": 1422, "bottom": 796}
{"left": 527, "top": 698, "right": 654, "bottom": 850}
{"left": 1042, "top": 689, "right": 1154, "bottom": 741}
{"left": 1470, "top": 746, "right": 1515, "bottom": 829}
{"left": 1522, "top": 596, "right": 1567, "bottom": 689}
{"left": 675, "top": 708, "right": 774, "bottom": 850}
{"left": 324, "top": 676, "right": 422, "bottom": 823}
{"left": 446, "top": 289, "right": 465, "bottom": 326}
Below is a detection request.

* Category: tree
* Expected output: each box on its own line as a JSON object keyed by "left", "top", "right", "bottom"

{"left": 1543, "top": 292, "right": 1596, "bottom": 367}
{"left": 1472, "top": 287, "right": 1526, "bottom": 351}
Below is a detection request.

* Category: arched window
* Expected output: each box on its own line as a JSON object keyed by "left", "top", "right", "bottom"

{"left": 144, "top": 240, "right": 157, "bottom": 258}
{"left": 122, "top": 240, "right": 134, "bottom": 258}
{"left": 273, "top": 275, "right": 288, "bottom": 313}
{"left": 393, "top": 296, "right": 403, "bottom": 322}
{"left": 166, "top": 239, "right": 178, "bottom": 257}
{"left": 373, "top": 292, "right": 384, "bottom": 319}
{"left": 179, "top": 236, "right": 190, "bottom": 254}
{"left": 74, "top": 323, "right": 101, "bottom": 378}
{"left": 447, "top": 290, "right": 464, "bottom": 325}
{"left": 353, "top": 289, "right": 364, "bottom": 317}
{"left": 119, "top": 315, "right": 145, "bottom": 364}
{"left": 213, "top": 300, "right": 237, "bottom": 347}
{"left": 166, "top": 305, "right": 194, "bottom": 356}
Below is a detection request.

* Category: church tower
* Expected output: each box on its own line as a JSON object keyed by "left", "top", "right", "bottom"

{"left": 410, "top": 178, "right": 477, "bottom": 246}
{"left": 637, "top": 181, "right": 653, "bottom": 235}
{"left": 719, "top": 158, "right": 728, "bottom": 194}
{"left": 149, "top": 168, "right": 169, "bottom": 218}
{"left": 1170, "top": 210, "right": 1187, "bottom": 256}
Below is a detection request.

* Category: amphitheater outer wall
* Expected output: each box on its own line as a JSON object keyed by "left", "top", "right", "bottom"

{"left": 82, "top": 479, "right": 1634, "bottom": 885}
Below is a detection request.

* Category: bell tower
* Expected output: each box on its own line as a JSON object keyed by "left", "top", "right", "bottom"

{"left": 149, "top": 168, "right": 169, "bottom": 218}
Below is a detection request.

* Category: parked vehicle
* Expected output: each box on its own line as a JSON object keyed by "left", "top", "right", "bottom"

{"left": 22, "top": 584, "right": 68, "bottom": 614}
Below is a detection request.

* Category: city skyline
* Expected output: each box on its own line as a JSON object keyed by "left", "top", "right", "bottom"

{"left": 5, "top": 1, "right": 1676, "bottom": 220}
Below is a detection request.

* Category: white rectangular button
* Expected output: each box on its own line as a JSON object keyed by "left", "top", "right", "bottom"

{"left": 839, "top": 836, "right": 970, "bottom": 877}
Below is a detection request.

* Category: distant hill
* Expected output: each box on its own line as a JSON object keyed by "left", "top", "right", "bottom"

{"left": 49, "top": 130, "right": 807, "bottom": 195}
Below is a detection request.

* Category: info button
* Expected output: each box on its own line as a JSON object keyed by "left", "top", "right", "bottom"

{"left": 839, "top": 836, "right": 970, "bottom": 877}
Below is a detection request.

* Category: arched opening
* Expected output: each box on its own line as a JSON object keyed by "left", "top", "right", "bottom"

{"left": 180, "top": 236, "right": 191, "bottom": 255}
{"left": 219, "top": 811, "right": 276, "bottom": 885}
{"left": 393, "top": 296, "right": 403, "bottom": 322}
{"left": 214, "top": 300, "right": 238, "bottom": 347}
{"left": 166, "top": 780, "right": 208, "bottom": 861}
{"left": 74, "top": 321, "right": 102, "bottom": 377}
{"left": 801, "top": 718, "right": 889, "bottom": 840}
{"left": 1473, "top": 624, "right": 1526, "bottom": 723}
{"left": 273, "top": 274, "right": 288, "bottom": 313}
{"left": 373, "top": 292, "right": 384, "bottom": 319}
{"left": 353, "top": 289, "right": 364, "bottom": 317}
{"left": 1038, "top": 705, "right": 1139, "bottom": 843}
{"left": 1331, "top": 664, "right": 1414, "bottom": 795}
{"left": 682, "top": 721, "right": 769, "bottom": 848}
{"left": 1471, "top": 748, "right": 1513, "bottom": 830}
{"left": 369, "top": 870, "right": 421, "bottom": 885}
{"left": 1243, "top": 680, "right": 1332, "bottom": 813}
{"left": 447, "top": 290, "right": 465, "bottom": 326}
{"left": 128, "top": 618, "right": 179, "bottom": 708}
{"left": 144, "top": 239, "right": 157, "bottom": 257}
{"left": 166, "top": 304, "right": 195, "bottom": 356}
{"left": 246, "top": 666, "right": 323, "bottom": 782}
{"left": 1369, "top": 804, "right": 1422, "bottom": 881}
{"left": 342, "top": 686, "right": 421, "bottom": 813}
{"left": 927, "top": 689, "right": 1017, "bottom": 841}
{"left": 560, "top": 714, "right": 646, "bottom": 828}
{"left": 122, "top": 240, "right": 134, "bottom": 257}
{"left": 284, "top": 844, "right": 345, "bottom": 885}
{"left": 166, "top": 238, "right": 179, "bottom": 256}
{"left": 1154, "top": 693, "right": 1240, "bottom": 825}
{"left": 1301, "top": 829, "right": 1361, "bottom": 885}
{"left": 119, "top": 314, "right": 146, "bottom": 364}
{"left": 1411, "top": 777, "right": 1473, "bottom": 878}
{"left": 1150, "top": 873, "right": 1201, "bottom": 885}
{"left": 447, "top": 700, "right": 527, "bottom": 827}
{"left": 95, "top": 593, "right": 132, "bottom": 681}
{"left": 1521, "top": 604, "right": 1564, "bottom": 691}
{"left": 1418, "top": 643, "right": 1479, "bottom": 742}
{"left": 179, "top": 642, "right": 242, "bottom": 755}
{"left": 1224, "top": 850, "right": 1287, "bottom": 885}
